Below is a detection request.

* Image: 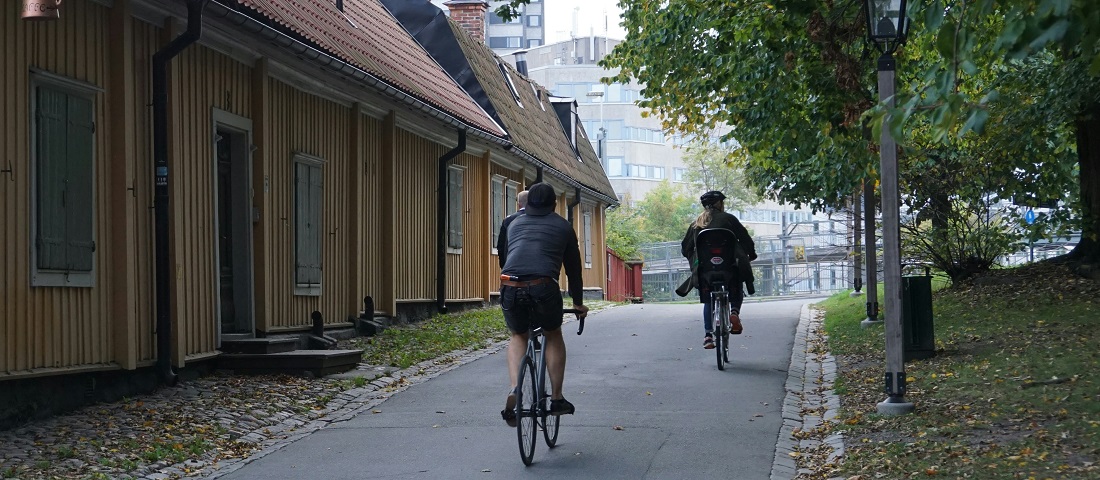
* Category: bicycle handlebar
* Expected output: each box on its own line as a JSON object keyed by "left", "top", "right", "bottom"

{"left": 563, "top": 308, "right": 585, "bottom": 335}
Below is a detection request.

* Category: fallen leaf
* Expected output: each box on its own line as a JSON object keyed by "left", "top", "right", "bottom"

{"left": 613, "top": 425, "right": 624, "bottom": 430}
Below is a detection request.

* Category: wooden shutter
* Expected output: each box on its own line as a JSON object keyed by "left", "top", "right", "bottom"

{"left": 491, "top": 178, "right": 502, "bottom": 246}
{"left": 447, "top": 167, "right": 464, "bottom": 249}
{"left": 583, "top": 211, "right": 592, "bottom": 264}
{"left": 66, "top": 94, "right": 95, "bottom": 271}
{"left": 35, "top": 87, "right": 68, "bottom": 270}
{"left": 295, "top": 162, "right": 323, "bottom": 285}
{"left": 35, "top": 87, "right": 95, "bottom": 272}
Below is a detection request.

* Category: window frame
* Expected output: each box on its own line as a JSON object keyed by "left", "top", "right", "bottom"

{"left": 29, "top": 71, "right": 101, "bottom": 288}
{"left": 447, "top": 164, "right": 467, "bottom": 254}
{"left": 582, "top": 207, "right": 593, "bottom": 268}
{"left": 293, "top": 152, "right": 325, "bottom": 296}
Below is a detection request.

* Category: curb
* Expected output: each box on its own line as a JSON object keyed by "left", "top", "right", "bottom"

{"left": 770, "top": 304, "right": 843, "bottom": 480}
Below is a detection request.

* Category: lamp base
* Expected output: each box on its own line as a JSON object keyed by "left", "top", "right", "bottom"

{"left": 877, "top": 395, "right": 915, "bottom": 416}
{"left": 860, "top": 318, "right": 882, "bottom": 328}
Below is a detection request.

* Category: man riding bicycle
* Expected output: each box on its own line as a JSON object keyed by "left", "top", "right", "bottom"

{"left": 680, "top": 190, "right": 757, "bottom": 349}
{"left": 499, "top": 182, "right": 589, "bottom": 426}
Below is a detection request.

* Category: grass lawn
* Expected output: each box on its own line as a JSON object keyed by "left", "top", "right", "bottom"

{"left": 800, "top": 262, "right": 1100, "bottom": 479}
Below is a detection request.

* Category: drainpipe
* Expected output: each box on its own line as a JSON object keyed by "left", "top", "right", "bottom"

{"left": 535, "top": 166, "right": 543, "bottom": 184}
{"left": 567, "top": 187, "right": 581, "bottom": 224}
{"left": 152, "top": 0, "right": 206, "bottom": 386}
{"left": 437, "top": 129, "right": 467, "bottom": 314}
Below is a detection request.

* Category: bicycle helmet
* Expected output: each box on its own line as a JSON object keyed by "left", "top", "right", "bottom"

{"left": 700, "top": 190, "right": 726, "bottom": 207}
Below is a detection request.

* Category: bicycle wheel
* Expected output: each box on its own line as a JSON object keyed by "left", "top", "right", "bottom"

{"left": 713, "top": 297, "right": 725, "bottom": 370}
{"left": 721, "top": 299, "right": 731, "bottom": 364}
{"left": 540, "top": 360, "right": 560, "bottom": 447}
{"left": 516, "top": 357, "right": 538, "bottom": 465}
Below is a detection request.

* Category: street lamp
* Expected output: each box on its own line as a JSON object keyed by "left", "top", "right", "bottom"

{"left": 585, "top": 89, "right": 607, "bottom": 161}
{"left": 863, "top": 0, "right": 914, "bottom": 415}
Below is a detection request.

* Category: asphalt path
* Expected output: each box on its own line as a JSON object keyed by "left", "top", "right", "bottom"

{"left": 219, "top": 298, "right": 811, "bottom": 480}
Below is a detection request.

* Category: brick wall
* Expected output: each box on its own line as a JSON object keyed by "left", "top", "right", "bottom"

{"left": 444, "top": 0, "right": 488, "bottom": 42}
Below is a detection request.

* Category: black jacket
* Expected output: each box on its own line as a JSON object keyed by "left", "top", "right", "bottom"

{"left": 677, "top": 210, "right": 757, "bottom": 296}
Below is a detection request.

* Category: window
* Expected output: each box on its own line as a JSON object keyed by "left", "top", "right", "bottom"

{"left": 294, "top": 154, "right": 324, "bottom": 295}
{"left": 31, "top": 76, "right": 97, "bottom": 287}
{"left": 673, "top": 167, "right": 686, "bottom": 181}
{"left": 582, "top": 208, "right": 593, "bottom": 267}
{"left": 490, "top": 177, "right": 519, "bottom": 251}
{"left": 498, "top": 62, "right": 523, "bottom": 107}
{"left": 489, "top": 11, "right": 521, "bottom": 24}
{"left": 528, "top": 39, "right": 542, "bottom": 48}
{"left": 527, "top": 15, "right": 540, "bottom": 26}
{"left": 606, "top": 157, "right": 624, "bottom": 177}
{"left": 653, "top": 166, "right": 665, "bottom": 179}
{"left": 490, "top": 36, "right": 523, "bottom": 48}
{"left": 447, "top": 165, "right": 466, "bottom": 251}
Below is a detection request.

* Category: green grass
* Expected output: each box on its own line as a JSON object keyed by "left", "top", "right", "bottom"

{"left": 808, "top": 275, "right": 1100, "bottom": 480}
{"left": 346, "top": 302, "right": 612, "bottom": 368}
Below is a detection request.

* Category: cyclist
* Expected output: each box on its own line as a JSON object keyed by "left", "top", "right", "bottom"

{"left": 498, "top": 182, "right": 589, "bottom": 426}
{"left": 680, "top": 190, "right": 757, "bottom": 349}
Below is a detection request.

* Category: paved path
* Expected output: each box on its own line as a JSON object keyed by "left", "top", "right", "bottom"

{"left": 209, "top": 298, "right": 837, "bottom": 480}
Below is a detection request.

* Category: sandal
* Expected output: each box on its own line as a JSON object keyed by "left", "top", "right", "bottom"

{"left": 501, "top": 389, "right": 518, "bottom": 427}
{"left": 703, "top": 335, "right": 715, "bottom": 349}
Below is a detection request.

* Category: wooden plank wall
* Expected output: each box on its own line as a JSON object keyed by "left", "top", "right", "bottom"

{"left": 169, "top": 44, "right": 252, "bottom": 357}
{"left": 264, "top": 79, "right": 353, "bottom": 330}
{"left": 446, "top": 151, "right": 489, "bottom": 301}
{"left": 0, "top": 1, "right": 113, "bottom": 375}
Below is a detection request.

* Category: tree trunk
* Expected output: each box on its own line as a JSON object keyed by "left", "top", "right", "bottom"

{"left": 1070, "top": 104, "right": 1100, "bottom": 279}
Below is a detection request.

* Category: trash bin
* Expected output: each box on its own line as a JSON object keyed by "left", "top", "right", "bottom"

{"left": 902, "top": 275, "right": 935, "bottom": 361}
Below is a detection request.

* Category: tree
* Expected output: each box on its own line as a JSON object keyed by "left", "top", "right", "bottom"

{"left": 886, "top": 1, "right": 1100, "bottom": 278}
{"left": 605, "top": 203, "right": 645, "bottom": 260}
{"left": 680, "top": 139, "right": 762, "bottom": 212}
{"left": 634, "top": 181, "right": 698, "bottom": 243}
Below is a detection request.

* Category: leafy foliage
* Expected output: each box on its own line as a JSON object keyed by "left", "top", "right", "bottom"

{"left": 679, "top": 139, "right": 762, "bottom": 212}
{"left": 633, "top": 180, "right": 699, "bottom": 243}
{"left": 605, "top": 203, "right": 646, "bottom": 260}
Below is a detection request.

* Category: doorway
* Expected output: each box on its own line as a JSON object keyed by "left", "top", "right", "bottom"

{"left": 212, "top": 110, "right": 255, "bottom": 341}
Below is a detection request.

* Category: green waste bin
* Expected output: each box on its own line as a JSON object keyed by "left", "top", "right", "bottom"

{"left": 902, "top": 275, "right": 935, "bottom": 361}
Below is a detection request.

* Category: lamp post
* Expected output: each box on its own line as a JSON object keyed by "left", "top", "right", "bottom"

{"left": 586, "top": 89, "right": 607, "bottom": 162}
{"left": 863, "top": 0, "right": 914, "bottom": 415}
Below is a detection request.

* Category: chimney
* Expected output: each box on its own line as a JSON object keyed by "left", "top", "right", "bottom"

{"left": 445, "top": 0, "right": 489, "bottom": 42}
{"left": 513, "top": 49, "right": 529, "bottom": 76}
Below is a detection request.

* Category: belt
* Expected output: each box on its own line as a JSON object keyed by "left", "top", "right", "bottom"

{"left": 500, "top": 275, "right": 554, "bottom": 287}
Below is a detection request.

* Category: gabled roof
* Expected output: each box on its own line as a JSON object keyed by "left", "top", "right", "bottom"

{"left": 380, "top": 0, "right": 616, "bottom": 203}
{"left": 230, "top": 0, "right": 504, "bottom": 136}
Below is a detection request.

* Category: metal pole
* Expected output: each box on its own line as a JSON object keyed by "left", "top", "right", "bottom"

{"left": 876, "top": 52, "right": 913, "bottom": 415}
{"left": 862, "top": 179, "right": 880, "bottom": 325}
{"left": 852, "top": 187, "right": 863, "bottom": 296}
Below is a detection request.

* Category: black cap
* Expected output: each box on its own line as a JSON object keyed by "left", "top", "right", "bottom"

{"left": 700, "top": 190, "right": 726, "bottom": 207}
{"left": 525, "top": 182, "right": 557, "bottom": 216}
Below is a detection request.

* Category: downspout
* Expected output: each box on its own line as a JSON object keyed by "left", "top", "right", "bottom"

{"left": 437, "top": 129, "right": 467, "bottom": 314}
{"left": 567, "top": 187, "right": 581, "bottom": 224}
{"left": 535, "top": 166, "right": 543, "bottom": 184}
{"left": 152, "top": 0, "right": 206, "bottom": 386}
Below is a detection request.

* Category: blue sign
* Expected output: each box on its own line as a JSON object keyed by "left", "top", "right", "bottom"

{"left": 1025, "top": 209, "right": 1036, "bottom": 225}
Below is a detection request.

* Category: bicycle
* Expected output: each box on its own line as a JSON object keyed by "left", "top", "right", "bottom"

{"left": 710, "top": 283, "right": 732, "bottom": 370}
{"left": 695, "top": 227, "right": 740, "bottom": 370}
{"left": 514, "top": 308, "right": 585, "bottom": 466}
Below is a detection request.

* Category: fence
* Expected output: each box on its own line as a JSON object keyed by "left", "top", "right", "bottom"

{"left": 639, "top": 226, "right": 857, "bottom": 302}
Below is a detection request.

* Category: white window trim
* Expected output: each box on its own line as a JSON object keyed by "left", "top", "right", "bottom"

{"left": 582, "top": 207, "right": 593, "bottom": 269}
{"left": 490, "top": 175, "right": 505, "bottom": 255}
{"left": 293, "top": 152, "right": 326, "bottom": 296}
{"left": 29, "top": 71, "right": 99, "bottom": 288}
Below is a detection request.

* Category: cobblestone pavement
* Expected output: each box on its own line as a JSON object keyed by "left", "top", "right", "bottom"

{"left": 0, "top": 302, "right": 838, "bottom": 480}
{"left": 771, "top": 304, "right": 844, "bottom": 480}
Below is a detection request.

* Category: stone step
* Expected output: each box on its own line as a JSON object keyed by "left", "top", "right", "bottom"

{"left": 220, "top": 337, "right": 299, "bottom": 354}
{"left": 217, "top": 350, "right": 363, "bottom": 377}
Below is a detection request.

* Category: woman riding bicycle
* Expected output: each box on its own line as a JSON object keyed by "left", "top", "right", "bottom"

{"left": 680, "top": 190, "right": 757, "bottom": 349}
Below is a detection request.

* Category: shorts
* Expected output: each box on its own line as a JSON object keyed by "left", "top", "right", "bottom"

{"left": 501, "top": 281, "right": 564, "bottom": 334}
